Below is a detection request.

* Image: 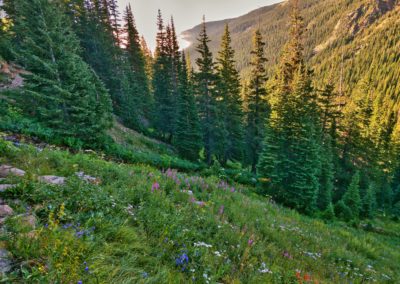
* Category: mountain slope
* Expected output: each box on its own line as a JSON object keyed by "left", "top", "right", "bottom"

{"left": 183, "top": 0, "right": 399, "bottom": 78}
{"left": 183, "top": 0, "right": 400, "bottom": 158}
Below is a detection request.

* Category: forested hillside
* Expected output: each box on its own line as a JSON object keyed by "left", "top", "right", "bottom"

{"left": 183, "top": 0, "right": 399, "bottom": 76}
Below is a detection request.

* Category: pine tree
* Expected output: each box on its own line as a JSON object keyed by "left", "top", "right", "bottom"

{"left": 318, "top": 135, "right": 335, "bottom": 211}
{"left": 8, "top": 0, "right": 112, "bottom": 146}
{"left": 69, "top": 0, "right": 123, "bottom": 109}
{"left": 174, "top": 52, "right": 203, "bottom": 160}
{"left": 108, "top": 0, "right": 121, "bottom": 46}
{"left": 152, "top": 10, "right": 175, "bottom": 140}
{"left": 122, "top": 4, "right": 151, "bottom": 127}
{"left": 315, "top": 83, "right": 338, "bottom": 210}
{"left": 361, "top": 184, "right": 377, "bottom": 219}
{"left": 257, "top": 0, "right": 321, "bottom": 214}
{"left": 244, "top": 29, "right": 268, "bottom": 172}
{"left": 195, "top": 17, "right": 220, "bottom": 165}
{"left": 215, "top": 24, "right": 244, "bottom": 164}
{"left": 342, "top": 171, "right": 362, "bottom": 219}
{"left": 140, "top": 35, "right": 154, "bottom": 84}
{"left": 322, "top": 202, "right": 335, "bottom": 220}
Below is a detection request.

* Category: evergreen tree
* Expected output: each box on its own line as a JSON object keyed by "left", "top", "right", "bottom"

{"left": 335, "top": 200, "right": 353, "bottom": 222}
{"left": 141, "top": 35, "right": 154, "bottom": 84}
{"left": 174, "top": 52, "right": 203, "bottom": 160}
{"left": 316, "top": 83, "right": 338, "bottom": 210}
{"left": 215, "top": 24, "right": 244, "bottom": 164}
{"left": 108, "top": 0, "right": 121, "bottom": 46}
{"left": 67, "top": 0, "right": 123, "bottom": 110}
{"left": 122, "top": 4, "right": 151, "bottom": 127}
{"left": 361, "top": 184, "right": 377, "bottom": 219}
{"left": 342, "top": 171, "right": 362, "bottom": 219}
{"left": 195, "top": 17, "right": 220, "bottom": 165}
{"left": 257, "top": 0, "right": 321, "bottom": 214}
{"left": 0, "top": 1, "right": 13, "bottom": 61}
{"left": 318, "top": 136, "right": 335, "bottom": 211}
{"left": 322, "top": 202, "right": 335, "bottom": 220}
{"left": 7, "top": 0, "right": 112, "bottom": 146}
{"left": 243, "top": 29, "right": 268, "bottom": 172}
{"left": 152, "top": 10, "right": 175, "bottom": 141}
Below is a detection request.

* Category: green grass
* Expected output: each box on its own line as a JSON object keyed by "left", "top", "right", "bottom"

{"left": 0, "top": 139, "right": 399, "bottom": 283}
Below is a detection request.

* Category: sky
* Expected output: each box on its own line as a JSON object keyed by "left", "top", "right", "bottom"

{"left": 118, "top": 0, "right": 282, "bottom": 51}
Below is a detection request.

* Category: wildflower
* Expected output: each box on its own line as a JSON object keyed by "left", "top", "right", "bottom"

{"left": 282, "top": 251, "right": 293, "bottom": 259}
{"left": 175, "top": 253, "right": 189, "bottom": 271}
{"left": 85, "top": 266, "right": 89, "bottom": 272}
{"left": 214, "top": 251, "right": 222, "bottom": 257}
{"left": 175, "top": 253, "right": 189, "bottom": 265}
{"left": 248, "top": 239, "right": 254, "bottom": 246}
{"left": 295, "top": 270, "right": 302, "bottom": 281}
{"left": 258, "top": 262, "right": 272, "bottom": 274}
{"left": 195, "top": 201, "right": 206, "bottom": 207}
{"left": 218, "top": 205, "right": 225, "bottom": 215}
{"left": 151, "top": 182, "right": 160, "bottom": 192}
{"left": 230, "top": 187, "right": 235, "bottom": 193}
{"left": 304, "top": 273, "right": 311, "bottom": 281}
{"left": 78, "top": 281, "right": 83, "bottom": 284}
{"left": 194, "top": 241, "right": 212, "bottom": 248}
{"left": 142, "top": 272, "right": 149, "bottom": 278}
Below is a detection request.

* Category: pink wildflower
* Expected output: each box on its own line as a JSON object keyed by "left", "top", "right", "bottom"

{"left": 151, "top": 182, "right": 160, "bottom": 192}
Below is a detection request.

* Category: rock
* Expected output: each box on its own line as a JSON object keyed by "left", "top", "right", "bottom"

{"left": 75, "top": 171, "right": 101, "bottom": 185}
{"left": 0, "top": 184, "right": 16, "bottom": 192}
{"left": 0, "top": 249, "right": 11, "bottom": 273}
{"left": 21, "top": 215, "right": 37, "bottom": 229}
{"left": 0, "top": 205, "right": 13, "bottom": 217}
{"left": 0, "top": 165, "right": 26, "bottom": 178}
{"left": 38, "top": 175, "right": 66, "bottom": 185}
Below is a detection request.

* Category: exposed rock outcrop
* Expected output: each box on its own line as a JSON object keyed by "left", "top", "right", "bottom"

{"left": 38, "top": 175, "right": 66, "bottom": 185}
{"left": 0, "top": 165, "right": 26, "bottom": 178}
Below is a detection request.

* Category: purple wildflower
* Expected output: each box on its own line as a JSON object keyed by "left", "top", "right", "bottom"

{"left": 248, "top": 239, "right": 254, "bottom": 246}
{"left": 283, "top": 251, "right": 293, "bottom": 259}
{"left": 218, "top": 205, "right": 225, "bottom": 215}
{"left": 176, "top": 252, "right": 190, "bottom": 271}
{"left": 151, "top": 182, "right": 160, "bottom": 192}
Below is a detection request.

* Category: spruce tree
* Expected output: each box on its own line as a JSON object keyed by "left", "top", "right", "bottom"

{"left": 152, "top": 10, "right": 175, "bottom": 141}
{"left": 361, "top": 184, "right": 377, "bottom": 219}
{"left": 174, "top": 52, "right": 203, "bottom": 160}
{"left": 8, "top": 0, "right": 112, "bottom": 146}
{"left": 141, "top": 36, "right": 154, "bottom": 84}
{"left": 215, "top": 24, "right": 244, "bottom": 164}
{"left": 257, "top": 0, "right": 321, "bottom": 214}
{"left": 195, "top": 17, "right": 220, "bottom": 165}
{"left": 122, "top": 4, "right": 151, "bottom": 127}
{"left": 318, "top": 135, "right": 335, "bottom": 211}
{"left": 342, "top": 171, "right": 362, "bottom": 219}
{"left": 66, "top": 0, "right": 123, "bottom": 110}
{"left": 244, "top": 29, "right": 268, "bottom": 172}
